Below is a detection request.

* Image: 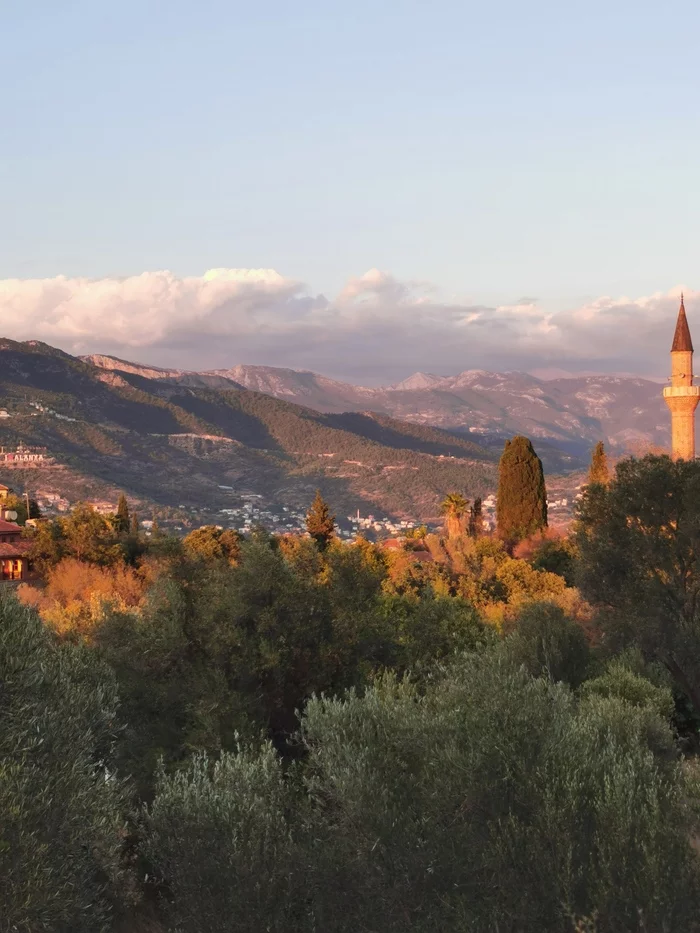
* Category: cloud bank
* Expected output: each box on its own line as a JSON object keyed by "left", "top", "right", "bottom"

{"left": 0, "top": 267, "right": 689, "bottom": 383}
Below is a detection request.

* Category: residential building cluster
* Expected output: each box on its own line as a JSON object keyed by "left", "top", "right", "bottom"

{"left": 349, "top": 512, "right": 419, "bottom": 536}
{"left": 28, "top": 401, "right": 78, "bottom": 422}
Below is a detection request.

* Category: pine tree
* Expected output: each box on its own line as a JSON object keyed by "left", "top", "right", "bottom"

{"left": 440, "top": 492, "right": 469, "bottom": 540}
{"left": 115, "top": 493, "right": 130, "bottom": 535}
{"left": 306, "top": 490, "right": 335, "bottom": 550}
{"left": 468, "top": 497, "right": 483, "bottom": 538}
{"left": 588, "top": 441, "right": 610, "bottom": 485}
{"left": 496, "top": 436, "right": 547, "bottom": 543}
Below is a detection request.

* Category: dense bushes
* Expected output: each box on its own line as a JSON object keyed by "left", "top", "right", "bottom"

{"left": 0, "top": 594, "right": 129, "bottom": 933}
{"left": 143, "top": 645, "right": 700, "bottom": 933}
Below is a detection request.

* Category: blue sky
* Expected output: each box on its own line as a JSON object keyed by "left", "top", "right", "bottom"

{"left": 1, "top": 1, "right": 699, "bottom": 378}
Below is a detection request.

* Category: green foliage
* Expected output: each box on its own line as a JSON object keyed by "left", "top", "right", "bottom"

{"left": 588, "top": 440, "right": 610, "bottom": 485}
{"left": 468, "top": 495, "right": 483, "bottom": 537}
{"left": 506, "top": 601, "right": 592, "bottom": 687}
{"left": 142, "top": 746, "right": 298, "bottom": 933}
{"left": 305, "top": 489, "right": 335, "bottom": 550}
{"left": 576, "top": 454, "right": 700, "bottom": 715}
{"left": 380, "top": 591, "right": 490, "bottom": 669}
{"left": 4, "top": 493, "right": 41, "bottom": 525}
{"left": 496, "top": 435, "right": 548, "bottom": 543}
{"left": 60, "top": 502, "right": 123, "bottom": 565}
{"left": 0, "top": 593, "right": 128, "bottom": 933}
{"left": 114, "top": 493, "right": 130, "bottom": 535}
{"left": 581, "top": 659, "right": 675, "bottom": 720}
{"left": 144, "top": 647, "right": 700, "bottom": 933}
{"left": 531, "top": 535, "right": 577, "bottom": 585}
{"left": 27, "top": 517, "right": 67, "bottom": 575}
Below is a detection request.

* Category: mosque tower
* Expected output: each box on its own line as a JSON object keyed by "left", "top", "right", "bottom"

{"left": 663, "top": 295, "right": 700, "bottom": 460}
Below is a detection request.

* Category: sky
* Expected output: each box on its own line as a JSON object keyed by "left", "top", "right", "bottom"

{"left": 2, "top": 0, "right": 700, "bottom": 382}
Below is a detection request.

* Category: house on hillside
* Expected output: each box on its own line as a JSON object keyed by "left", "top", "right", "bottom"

{"left": 0, "top": 520, "right": 32, "bottom": 581}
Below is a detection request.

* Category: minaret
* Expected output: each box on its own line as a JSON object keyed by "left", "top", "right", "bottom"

{"left": 663, "top": 294, "right": 700, "bottom": 460}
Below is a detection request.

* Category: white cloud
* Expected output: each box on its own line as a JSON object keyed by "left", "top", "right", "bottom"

{"left": 0, "top": 267, "right": 690, "bottom": 382}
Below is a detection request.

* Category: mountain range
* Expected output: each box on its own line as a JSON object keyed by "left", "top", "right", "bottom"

{"left": 0, "top": 341, "right": 498, "bottom": 524}
{"left": 84, "top": 354, "right": 670, "bottom": 454}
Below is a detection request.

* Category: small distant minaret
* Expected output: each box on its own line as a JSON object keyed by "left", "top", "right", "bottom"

{"left": 663, "top": 294, "right": 700, "bottom": 460}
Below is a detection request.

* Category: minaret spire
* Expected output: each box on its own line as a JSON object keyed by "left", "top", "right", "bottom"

{"left": 672, "top": 293, "right": 693, "bottom": 352}
{"left": 664, "top": 294, "right": 699, "bottom": 459}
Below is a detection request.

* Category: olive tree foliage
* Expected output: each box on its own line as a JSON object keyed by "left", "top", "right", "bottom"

{"left": 0, "top": 593, "right": 128, "bottom": 933}
{"left": 142, "top": 745, "right": 299, "bottom": 933}
{"left": 505, "top": 601, "right": 592, "bottom": 687}
{"left": 576, "top": 454, "right": 700, "bottom": 715}
{"left": 143, "top": 643, "right": 700, "bottom": 933}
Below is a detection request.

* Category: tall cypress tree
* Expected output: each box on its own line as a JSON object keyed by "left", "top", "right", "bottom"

{"left": 306, "top": 490, "right": 335, "bottom": 550}
{"left": 468, "top": 497, "right": 483, "bottom": 538}
{"left": 115, "top": 493, "right": 130, "bottom": 535}
{"left": 588, "top": 441, "right": 610, "bottom": 485}
{"left": 496, "top": 436, "right": 547, "bottom": 543}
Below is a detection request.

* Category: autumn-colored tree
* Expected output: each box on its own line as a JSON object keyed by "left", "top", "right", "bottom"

{"left": 440, "top": 492, "right": 469, "bottom": 540}
{"left": 587, "top": 441, "right": 610, "bottom": 485}
{"left": 130, "top": 512, "right": 140, "bottom": 535}
{"left": 19, "top": 557, "right": 146, "bottom": 637}
{"left": 183, "top": 525, "right": 241, "bottom": 565}
{"left": 496, "top": 436, "right": 547, "bottom": 544}
{"left": 306, "top": 490, "right": 335, "bottom": 550}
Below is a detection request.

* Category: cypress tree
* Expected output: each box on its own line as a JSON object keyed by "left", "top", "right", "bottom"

{"left": 115, "top": 493, "right": 130, "bottom": 534}
{"left": 588, "top": 441, "right": 610, "bottom": 485}
{"left": 468, "top": 497, "right": 483, "bottom": 538}
{"left": 306, "top": 490, "right": 335, "bottom": 550}
{"left": 496, "top": 436, "right": 547, "bottom": 543}
{"left": 130, "top": 512, "right": 140, "bottom": 535}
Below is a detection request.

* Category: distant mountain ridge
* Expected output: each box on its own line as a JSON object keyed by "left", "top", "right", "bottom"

{"left": 84, "top": 354, "right": 671, "bottom": 452}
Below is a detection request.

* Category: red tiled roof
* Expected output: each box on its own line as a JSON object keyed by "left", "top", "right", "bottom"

{"left": 0, "top": 541, "right": 31, "bottom": 558}
{"left": 411, "top": 550, "right": 434, "bottom": 563}
{"left": 0, "top": 520, "right": 21, "bottom": 534}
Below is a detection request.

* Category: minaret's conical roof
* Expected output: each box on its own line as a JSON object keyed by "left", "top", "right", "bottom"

{"left": 672, "top": 294, "right": 693, "bottom": 352}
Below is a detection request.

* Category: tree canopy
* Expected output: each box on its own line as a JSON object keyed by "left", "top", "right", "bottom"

{"left": 496, "top": 435, "right": 547, "bottom": 543}
{"left": 306, "top": 489, "right": 335, "bottom": 550}
{"left": 587, "top": 440, "right": 610, "bottom": 485}
{"left": 576, "top": 453, "right": 700, "bottom": 715}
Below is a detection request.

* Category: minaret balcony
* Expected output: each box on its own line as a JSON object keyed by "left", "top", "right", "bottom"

{"left": 663, "top": 385, "right": 700, "bottom": 398}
